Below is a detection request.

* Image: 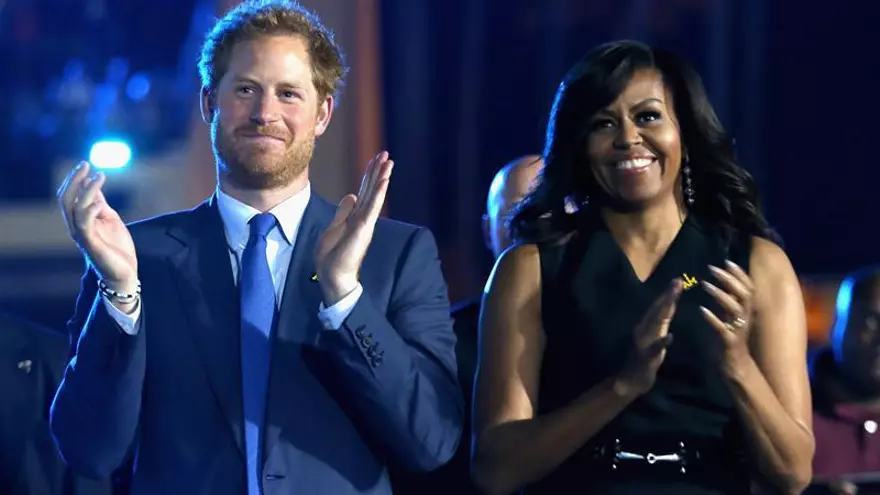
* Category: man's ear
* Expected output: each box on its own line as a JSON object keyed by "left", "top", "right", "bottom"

{"left": 313, "top": 95, "right": 334, "bottom": 137}
{"left": 199, "top": 87, "right": 214, "bottom": 124}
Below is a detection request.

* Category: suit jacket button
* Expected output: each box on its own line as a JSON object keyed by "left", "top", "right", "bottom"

{"left": 371, "top": 356, "right": 383, "bottom": 367}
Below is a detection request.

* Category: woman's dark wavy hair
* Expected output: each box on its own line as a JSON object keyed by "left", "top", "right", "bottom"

{"left": 510, "top": 40, "right": 779, "bottom": 246}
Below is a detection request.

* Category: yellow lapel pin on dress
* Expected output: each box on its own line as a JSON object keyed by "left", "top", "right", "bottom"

{"left": 681, "top": 273, "right": 697, "bottom": 290}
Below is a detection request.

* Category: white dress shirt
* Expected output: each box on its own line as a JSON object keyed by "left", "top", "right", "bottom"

{"left": 104, "top": 184, "right": 363, "bottom": 334}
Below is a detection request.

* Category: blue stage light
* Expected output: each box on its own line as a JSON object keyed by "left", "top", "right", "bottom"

{"left": 89, "top": 139, "right": 132, "bottom": 170}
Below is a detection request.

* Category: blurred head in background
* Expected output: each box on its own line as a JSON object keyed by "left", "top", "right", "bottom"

{"left": 483, "top": 155, "right": 543, "bottom": 259}
{"left": 831, "top": 266, "right": 880, "bottom": 395}
{"left": 198, "top": 0, "right": 348, "bottom": 192}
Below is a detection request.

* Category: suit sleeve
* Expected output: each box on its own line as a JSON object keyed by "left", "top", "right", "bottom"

{"left": 49, "top": 266, "right": 146, "bottom": 478}
{"left": 318, "top": 227, "right": 464, "bottom": 472}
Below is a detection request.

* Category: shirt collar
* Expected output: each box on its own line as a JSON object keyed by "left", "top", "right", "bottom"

{"left": 215, "top": 183, "right": 311, "bottom": 250}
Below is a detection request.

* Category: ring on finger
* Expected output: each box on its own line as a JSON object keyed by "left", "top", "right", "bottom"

{"left": 725, "top": 316, "right": 747, "bottom": 331}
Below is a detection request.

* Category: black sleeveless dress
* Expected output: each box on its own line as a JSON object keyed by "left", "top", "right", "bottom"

{"left": 530, "top": 212, "right": 753, "bottom": 494}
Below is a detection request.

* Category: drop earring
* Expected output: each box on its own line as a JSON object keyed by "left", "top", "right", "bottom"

{"left": 683, "top": 159, "right": 694, "bottom": 205}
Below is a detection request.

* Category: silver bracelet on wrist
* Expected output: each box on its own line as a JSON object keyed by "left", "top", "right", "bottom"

{"left": 98, "top": 279, "right": 141, "bottom": 304}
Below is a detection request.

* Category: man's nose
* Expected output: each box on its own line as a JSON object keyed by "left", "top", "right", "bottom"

{"left": 250, "top": 94, "right": 281, "bottom": 125}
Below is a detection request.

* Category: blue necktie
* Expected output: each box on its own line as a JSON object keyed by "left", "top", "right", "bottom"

{"left": 240, "top": 213, "right": 277, "bottom": 495}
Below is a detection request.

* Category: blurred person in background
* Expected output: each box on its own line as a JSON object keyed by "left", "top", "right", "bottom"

{"left": 0, "top": 312, "right": 115, "bottom": 495}
{"left": 391, "top": 154, "right": 542, "bottom": 494}
{"left": 483, "top": 155, "right": 545, "bottom": 262}
{"left": 472, "top": 40, "right": 813, "bottom": 494}
{"left": 808, "top": 266, "right": 880, "bottom": 495}
{"left": 49, "top": 1, "right": 462, "bottom": 494}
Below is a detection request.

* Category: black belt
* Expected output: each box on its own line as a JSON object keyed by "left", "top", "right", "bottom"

{"left": 588, "top": 436, "right": 747, "bottom": 478}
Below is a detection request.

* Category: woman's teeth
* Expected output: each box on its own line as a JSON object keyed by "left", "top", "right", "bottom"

{"left": 615, "top": 158, "right": 654, "bottom": 170}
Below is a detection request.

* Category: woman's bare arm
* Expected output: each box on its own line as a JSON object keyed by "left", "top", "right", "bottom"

{"left": 471, "top": 244, "right": 646, "bottom": 495}
{"left": 722, "top": 238, "right": 815, "bottom": 494}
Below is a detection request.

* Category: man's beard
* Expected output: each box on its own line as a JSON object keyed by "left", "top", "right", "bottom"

{"left": 213, "top": 121, "right": 314, "bottom": 190}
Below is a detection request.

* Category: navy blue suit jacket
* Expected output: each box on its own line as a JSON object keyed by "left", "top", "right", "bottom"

{"left": 50, "top": 194, "right": 464, "bottom": 494}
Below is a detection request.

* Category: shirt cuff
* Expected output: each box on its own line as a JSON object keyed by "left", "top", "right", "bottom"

{"left": 102, "top": 295, "right": 142, "bottom": 335}
{"left": 317, "top": 283, "right": 363, "bottom": 330}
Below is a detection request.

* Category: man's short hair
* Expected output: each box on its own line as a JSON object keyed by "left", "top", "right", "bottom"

{"left": 198, "top": 0, "right": 348, "bottom": 101}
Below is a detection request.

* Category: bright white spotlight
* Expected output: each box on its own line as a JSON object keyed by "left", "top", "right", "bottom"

{"left": 89, "top": 140, "right": 132, "bottom": 170}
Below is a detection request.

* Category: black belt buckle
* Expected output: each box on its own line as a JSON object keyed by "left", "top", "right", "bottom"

{"left": 593, "top": 438, "right": 695, "bottom": 474}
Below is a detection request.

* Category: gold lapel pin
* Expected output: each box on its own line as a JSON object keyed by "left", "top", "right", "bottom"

{"left": 310, "top": 273, "right": 319, "bottom": 282}
{"left": 681, "top": 273, "right": 698, "bottom": 290}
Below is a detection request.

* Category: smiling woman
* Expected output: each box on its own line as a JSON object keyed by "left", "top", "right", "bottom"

{"left": 584, "top": 70, "right": 683, "bottom": 209}
{"left": 472, "top": 40, "right": 814, "bottom": 494}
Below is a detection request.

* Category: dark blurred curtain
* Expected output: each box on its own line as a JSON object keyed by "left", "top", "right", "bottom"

{"left": 380, "top": 0, "right": 785, "bottom": 302}
{"left": 760, "top": 2, "right": 879, "bottom": 276}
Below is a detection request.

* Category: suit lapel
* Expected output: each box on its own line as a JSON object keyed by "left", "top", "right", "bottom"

{"left": 167, "top": 196, "right": 245, "bottom": 458}
{"left": 264, "top": 195, "right": 334, "bottom": 462}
